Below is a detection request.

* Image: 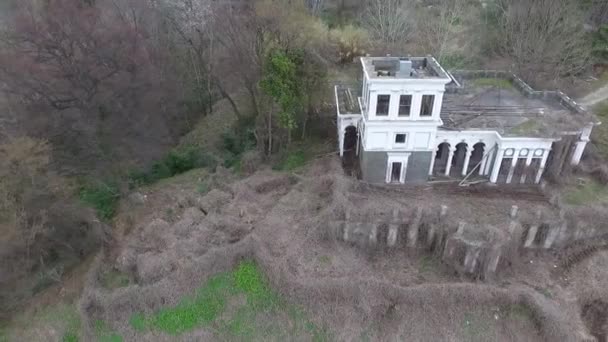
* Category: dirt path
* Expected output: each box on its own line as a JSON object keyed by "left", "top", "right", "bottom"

{"left": 580, "top": 83, "right": 608, "bottom": 108}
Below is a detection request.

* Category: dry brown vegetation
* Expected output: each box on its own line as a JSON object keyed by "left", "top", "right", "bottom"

{"left": 52, "top": 157, "right": 604, "bottom": 341}
{"left": 0, "top": 137, "right": 106, "bottom": 320}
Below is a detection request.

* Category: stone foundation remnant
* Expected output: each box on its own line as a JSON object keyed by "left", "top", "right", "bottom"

{"left": 328, "top": 204, "right": 607, "bottom": 279}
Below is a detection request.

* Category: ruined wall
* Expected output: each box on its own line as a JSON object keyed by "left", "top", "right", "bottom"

{"left": 327, "top": 204, "right": 608, "bottom": 280}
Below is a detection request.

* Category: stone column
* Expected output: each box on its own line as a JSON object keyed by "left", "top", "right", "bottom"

{"left": 489, "top": 148, "right": 505, "bottom": 183}
{"left": 428, "top": 148, "right": 437, "bottom": 176}
{"left": 535, "top": 150, "right": 549, "bottom": 184}
{"left": 339, "top": 128, "right": 345, "bottom": 157}
{"left": 571, "top": 123, "right": 593, "bottom": 166}
{"left": 445, "top": 147, "right": 455, "bottom": 177}
{"left": 571, "top": 140, "right": 588, "bottom": 166}
{"left": 461, "top": 147, "right": 473, "bottom": 176}
{"left": 506, "top": 150, "right": 519, "bottom": 184}
{"left": 478, "top": 152, "right": 487, "bottom": 176}
{"left": 521, "top": 153, "right": 534, "bottom": 184}
{"left": 484, "top": 147, "right": 496, "bottom": 176}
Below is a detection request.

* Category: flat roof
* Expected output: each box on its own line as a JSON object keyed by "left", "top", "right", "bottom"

{"left": 361, "top": 56, "right": 450, "bottom": 80}
{"left": 441, "top": 75, "right": 596, "bottom": 137}
{"left": 335, "top": 85, "right": 361, "bottom": 115}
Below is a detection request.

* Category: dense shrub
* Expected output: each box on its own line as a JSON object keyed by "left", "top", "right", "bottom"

{"left": 128, "top": 146, "right": 218, "bottom": 188}
{"left": 220, "top": 117, "right": 257, "bottom": 169}
{"left": 275, "top": 150, "right": 307, "bottom": 171}
{"left": 79, "top": 181, "right": 120, "bottom": 220}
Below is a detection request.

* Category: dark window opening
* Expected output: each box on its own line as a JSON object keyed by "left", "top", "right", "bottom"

{"left": 395, "top": 134, "right": 406, "bottom": 144}
{"left": 398, "top": 95, "right": 412, "bottom": 116}
{"left": 391, "top": 162, "right": 402, "bottom": 182}
{"left": 420, "top": 95, "right": 435, "bottom": 117}
{"left": 376, "top": 95, "right": 390, "bottom": 116}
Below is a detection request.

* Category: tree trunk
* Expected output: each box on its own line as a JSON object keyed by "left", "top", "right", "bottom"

{"left": 267, "top": 106, "right": 273, "bottom": 156}
{"left": 213, "top": 76, "right": 242, "bottom": 120}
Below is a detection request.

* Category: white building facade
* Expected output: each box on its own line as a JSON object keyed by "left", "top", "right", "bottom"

{"left": 336, "top": 56, "right": 596, "bottom": 185}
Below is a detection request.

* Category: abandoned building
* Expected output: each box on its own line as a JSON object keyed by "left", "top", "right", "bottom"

{"left": 335, "top": 56, "right": 599, "bottom": 184}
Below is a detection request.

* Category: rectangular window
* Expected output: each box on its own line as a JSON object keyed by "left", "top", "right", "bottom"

{"left": 395, "top": 133, "right": 406, "bottom": 144}
{"left": 420, "top": 95, "right": 435, "bottom": 117}
{"left": 398, "top": 95, "right": 412, "bottom": 117}
{"left": 376, "top": 95, "right": 390, "bottom": 116}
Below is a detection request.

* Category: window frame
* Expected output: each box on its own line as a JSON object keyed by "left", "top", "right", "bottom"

{"left": 398, "top": 94, "right": 412, "bottom": 117}
{"left": 375, "top": 94, "right": 390, "bottom": 116}
{"left": 394, "top": 133, "right": 407, "bottom": 144}
{"left": 420, "top": 94, "right": 435, "bottom": 117}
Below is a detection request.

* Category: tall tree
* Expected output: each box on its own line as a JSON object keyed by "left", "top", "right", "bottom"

{"left": 496, "top": 0, "right": 591, "bottom": 83}
{"left": 260, "top": 50, "right": 303, "bottom": 150}
{"left": 361, "top": 0, "right": 414, "bottom": 46}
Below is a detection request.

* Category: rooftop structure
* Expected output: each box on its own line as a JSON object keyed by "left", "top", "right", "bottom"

{"left": 361, "top": 56, "right": 450, "bottom": 79}
{"left": 441, "top": 71, "right": 596, "bottom": 138}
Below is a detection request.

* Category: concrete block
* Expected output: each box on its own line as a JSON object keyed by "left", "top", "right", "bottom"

{"left": 369, "top": 224, "right": 378, "bottom": 244}
{"left": 343, "top": 224, "right": 350, "bottom": 242}
{"left": 440, "top": 205, "right": 448, "bottom": 218}
{"left": 387, "top": 224, "right": 399, "bottom": 247}
{"left": 486, "top": 247, "right": 502, "bottom": 274}
{"left": 427, "top": 225, "right": 436, "bottom": 247}
{"left": 464, "top": 247, "right": 482, "bottom": 274}
{"left": 524, "top": 225, "right": 539, "bottom": 248}
{"left": 456, "top": 222, "right": 466, "bottom": 236}
{"left": 510, "top": 205, "right": 518, "bottom": 219}
{"left": 407, "top": 208, "right": 423, "bottom": 247}
{"left": 543, "top": 226, "right": 559, "bottom": 249}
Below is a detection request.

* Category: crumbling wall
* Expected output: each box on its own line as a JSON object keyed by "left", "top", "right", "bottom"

{"left": 327, "top": 203, "right": 608, "bottom": 280}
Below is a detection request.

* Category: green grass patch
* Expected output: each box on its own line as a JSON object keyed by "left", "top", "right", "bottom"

{"left": 0, "top": 327, "right": 8, "bottom": 342}
{"left": 510, "top": 119, "right": 542, "bottom": 135}
{"left": 592, "top": 101, "right": 608, "bottom": 159}
{"left": 79, "top": 181, "right": 120, "bottom": 220}
{"left": 563, "top": 178, "right": 608, "bottom": 205}
{"left": 3, "top": 303, "right": 81, "bottom": 342}
{"left": 418, "top": 256, "right": 441, "bottom": 274}
{"left": 94, "top": 320, "right": 122, "bottom": 342}
{"left": 100, "top": 270, "right": 130, "bottom": 289}
{"left": 130, "top": 260, "right": 327, "bottom": 340}
{"left": 318, "top": 255, "right": 331, "bottom": 265}
{"left": 439, "top": 54, "right": 477, "bottom": 70}
{"left": 281, "top": 150, "right": 307, "bottom": 171}
{"left": 129, "top": 313, "right": 147, "bottom": 332}
{"left": 472, "top": 78, "right": 513, "bottom": 89}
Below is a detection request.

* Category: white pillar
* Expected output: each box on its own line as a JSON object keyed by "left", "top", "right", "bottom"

{"left": 506, "top": 150, "right": 519, "bottom": 184}
{"left": 535, "top": 150, "right": 550, "bottom": 184}
{"left": 339, "top": 128, "right": 345, "bottom": 157}
{"left": 521, "top": 153, "right": 534, "bottom": 184}
{"left": 571, "top": 140, "right": 588, "bottom": 166}
{"left": 462, "top": 147, "right": 473, "bottom": 176}
{"left": 445, "top": 147, "right": 455, "bottom": 177}
{"left": 571, "top": 123, "right": 594, "bottom": 166}
{"left": 355, "top": 132, "right": 360, "bottom": 156}
{"left": 429, "top": 149, "right": 437, "bottom": 176}
{"left": 483, "top": 148, "right": 495, "bottom": 176}
{"left": 490, "top": 148, "right": 505, "bottom": 183}
{"left": 479, "top": 152, "right": 487, "bottom": 176}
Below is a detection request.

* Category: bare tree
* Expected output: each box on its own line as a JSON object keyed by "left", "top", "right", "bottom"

{"left": 417, "top": 0, "right": 467, "bottom": 63}
{"left": 361, "top": 0, "right": 414, "bottom": 46}
{"left": 496, "top": 0, "right": 591, "bottom": 83}
{"left": 305, "top": 0, "right": 326, "bottom": 15}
